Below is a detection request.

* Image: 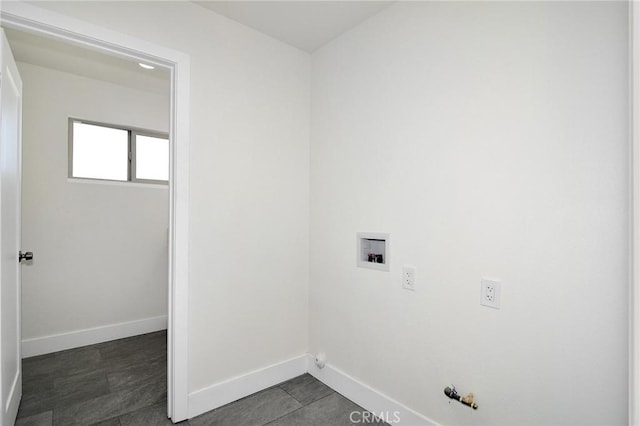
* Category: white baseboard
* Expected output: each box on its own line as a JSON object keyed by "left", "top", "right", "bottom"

{"left": 307, "top": 355, "right": 438, "bottom": 426}
{"left": 187, "top": 353, "right": 436, "bottom": 425}
{"left": 188, "top": 355, "right": 308, "bottom": 419}
{"left": 21, "top": 315, "right": 168, "bottom": 358}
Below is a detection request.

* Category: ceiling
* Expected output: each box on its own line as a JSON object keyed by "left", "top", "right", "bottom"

{"left": 4, "top": 1, "right": 393, "bottom": 89}
{"left": 4, "top": 28, "right": 170, "bottom": 95}
{"left": 195, "top": 1, "right": 394, "bottom": 52}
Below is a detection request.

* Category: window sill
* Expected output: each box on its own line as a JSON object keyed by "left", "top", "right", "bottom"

{"left": 67, "top": 177, "right": 168, "bottom": 190}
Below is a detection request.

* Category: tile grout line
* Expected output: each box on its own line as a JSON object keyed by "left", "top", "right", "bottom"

{"left": 263, "top": 390, "right": 336, "bottom": 426}
{"left": 276, "top": 383, "right": 305, "bottom": 405}
{"left": 277, "top": 376, "right": 336, "bottom": 407}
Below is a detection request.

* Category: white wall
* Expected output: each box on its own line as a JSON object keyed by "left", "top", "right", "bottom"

{"left": 19, "top": 2, "right": 630, "bottom": 424}
{"left": 28, "top": 1, "right": 311, "bottom": 394}
{"left": 19, "top": 62, "right": 170, "bottom": 344}
{"left": 310, "top": 2, "right": 629, "bottom": 426}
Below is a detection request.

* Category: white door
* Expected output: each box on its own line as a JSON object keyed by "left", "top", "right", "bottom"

{"left": 0, "top": 28, "right": 23, "bottom": 426}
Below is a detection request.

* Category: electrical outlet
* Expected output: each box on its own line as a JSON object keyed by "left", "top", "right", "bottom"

{"left": 480, "top": 278, "right": 501, "bottom": 309}
{"left": 402, "top": 265, "right": 416, "bottom": 291}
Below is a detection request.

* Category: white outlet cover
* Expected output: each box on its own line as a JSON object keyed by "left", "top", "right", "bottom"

{"left": 402, "top": 265, "right": 416, "bottom": 291}
{"left": 480, "top": 278, "right": 501, "bottom": 309}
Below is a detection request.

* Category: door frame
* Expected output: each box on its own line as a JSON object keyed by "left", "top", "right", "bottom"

{"left": 1, "top": 26, "right": 24, "bottom": 426}
{"left": 632, "top": 2, "right": 639, "bottom": 425}
{"left": 0, "top": 2, "right": 191, "bottom": 422}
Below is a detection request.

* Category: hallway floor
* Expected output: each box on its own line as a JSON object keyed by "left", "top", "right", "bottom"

{"left": 17, "top": 331, "right": 387, "bottom": 425}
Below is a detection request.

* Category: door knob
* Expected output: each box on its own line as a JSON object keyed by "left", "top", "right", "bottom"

{"left": 18, "top": 251, "right": 33, "bottom": 262}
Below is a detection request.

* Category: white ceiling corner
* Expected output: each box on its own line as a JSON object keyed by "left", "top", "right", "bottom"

{"left": 194, "top": 1, "right": 395, "bottom": 52}
{"left": 4, "top": 1, "right": 395, "bottom": 90}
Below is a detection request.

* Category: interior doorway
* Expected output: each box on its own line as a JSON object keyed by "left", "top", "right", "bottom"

{"left": 1, "top": 3, "right": 191, "bottom": 421}
{"left": 4, "top": 28, "right": 172, "bottom": 357}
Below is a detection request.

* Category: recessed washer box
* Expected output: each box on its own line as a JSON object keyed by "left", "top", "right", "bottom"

{"left": 357, "top": 232, "right": 389, "bottom": 271}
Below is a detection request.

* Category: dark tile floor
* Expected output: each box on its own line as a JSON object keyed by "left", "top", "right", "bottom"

{"left": 18, "top": 331, "right": 167, "bottom": 426}
{"left": 17, "top": 331, "right": 386, "bottom": 426}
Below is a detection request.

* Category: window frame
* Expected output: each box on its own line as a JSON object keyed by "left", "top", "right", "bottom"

{"left": 68, "top": 117, "right": 169, "bottom": 185}
{"left": 131, "top": 130, "right": 171, "bottom": 184}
